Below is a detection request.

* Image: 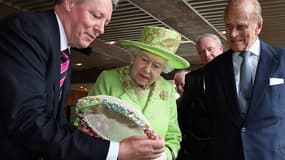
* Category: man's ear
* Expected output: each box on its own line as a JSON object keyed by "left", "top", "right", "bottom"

{"left": 64, "top": 0, "right": 74, "bottom": 12}
{"left": 255, "top": 19, "right": 263, "bottom": 35}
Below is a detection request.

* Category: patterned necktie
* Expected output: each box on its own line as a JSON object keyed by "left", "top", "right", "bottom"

{"left": 60, "top": 49, "right": 70, "bottom": 88}
{"left": 239, "top": 50, "right": 252, "bottom": 119}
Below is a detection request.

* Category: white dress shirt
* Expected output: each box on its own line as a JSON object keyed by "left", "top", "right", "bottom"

{"left": 232, "top": 38, "right": 260, "bottom": 95}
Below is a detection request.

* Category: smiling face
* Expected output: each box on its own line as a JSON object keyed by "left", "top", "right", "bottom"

{"left": 63, "top": 0, "right": 113, "bottom": 48}
{"left": 225, "top": 0, "right": 263, "bottom": 52}
{"left": 196, "top": 36, "right": 223, "bottom": 64}
{"left": 131, "top": 51, "right": 166, "bottom": 89}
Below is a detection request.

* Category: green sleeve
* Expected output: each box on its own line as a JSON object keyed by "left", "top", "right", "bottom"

{"left": 165, "top": 85, "right": 182, "bottom": 159}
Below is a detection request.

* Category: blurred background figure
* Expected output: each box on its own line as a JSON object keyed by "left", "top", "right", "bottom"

{"left": 88, "top": 26, "right": 190, "bottom": 160}
{"left": 174, "top": 33, "right": 224, "bottom": 99}
{"left": 174, "top": 70, "right": 190, "bottom": 97}
{"left": 177, "top": 33, "right": 224, "bottom": 160}
{"left": 196, "top": 33, "right": 224, "bottom": 64}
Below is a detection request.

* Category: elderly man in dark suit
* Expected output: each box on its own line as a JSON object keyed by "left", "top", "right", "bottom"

{"left": 204, "top": 0, "right": 285, "bottom": 159}
{"left": 0, "top": 0, "right": 165, "bottom": 159}
{"left": 177, "top": 33, "right": 223, "bottom": 160}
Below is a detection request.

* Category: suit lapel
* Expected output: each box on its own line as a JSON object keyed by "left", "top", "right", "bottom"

{"left": 118, "top": 72, "right": 167, "bottom": 114}
{"left": 116, "top": 66, "right": 141, "bottom": 108}
{"left": 220, "top": 51, "right": 244, "bottom": 127}
{"left": 246, "top": 41, "right": 279, "bottom": 121}
{"left": 45, "top": 10, "right": 63, "bottom": 120}
{"left": 120, "top": 89, "right": 140, "bottom": 107}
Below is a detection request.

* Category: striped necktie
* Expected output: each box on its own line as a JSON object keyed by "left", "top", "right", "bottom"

{"left": 60, "top": 49, "right": 70, "bottom": 88}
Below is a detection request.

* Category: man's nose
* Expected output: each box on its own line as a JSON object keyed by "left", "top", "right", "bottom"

{"left": 94, "top": 21, "right": 105, "bottom": 35}
{"left": 229, "top": 28, "right": 239, "bottom": 38}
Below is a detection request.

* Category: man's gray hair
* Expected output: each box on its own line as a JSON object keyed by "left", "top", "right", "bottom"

{"left": 195, "top": 33, "right": 222, "bottom": 47}
{"left": 225, "top": 0, "right": 262, "bottom": 23}
{"left": 53, "top": 0, "right": 120, "bottom": 9}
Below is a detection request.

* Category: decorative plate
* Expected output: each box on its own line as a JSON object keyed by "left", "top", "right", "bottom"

{"left": 75, "top": 95, "right": 155, "bottom": 141}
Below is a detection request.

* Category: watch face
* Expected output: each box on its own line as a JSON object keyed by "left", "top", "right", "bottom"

{"left": 76, "top": 95, "right": 152, "bottom": 141}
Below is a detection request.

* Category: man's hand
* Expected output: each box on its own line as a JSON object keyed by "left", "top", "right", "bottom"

{"left": 118, "top": 136, "right": 165, "bottom": 160}
{"left": 77, "top": 120, "right": 97, "bottom": 137}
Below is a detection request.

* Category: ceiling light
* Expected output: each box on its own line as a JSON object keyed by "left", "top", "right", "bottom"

{"left": 106, "top": 41, "right": 116, "bottom": 45}
{"left": 75, "top": 63, "right": 83, "bottom": 66}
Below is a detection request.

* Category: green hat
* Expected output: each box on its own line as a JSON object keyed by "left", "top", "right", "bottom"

{"left": 119, "top": 26, "right": 190, "bottom": 69}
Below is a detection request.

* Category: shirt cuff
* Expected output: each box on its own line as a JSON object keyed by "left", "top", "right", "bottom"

{"left": 106, "top": 141, "right": 119, "bottom": 160}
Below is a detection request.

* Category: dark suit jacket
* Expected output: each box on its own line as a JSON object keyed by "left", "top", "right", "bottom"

{"left": 0, "top": 11, "right": 109, "bottom": 160}
{"left": 204, "top": 41, "right": 285, "bottom": 160}
{"left": 177, "top": 68, "right": 210, "bottom": 160}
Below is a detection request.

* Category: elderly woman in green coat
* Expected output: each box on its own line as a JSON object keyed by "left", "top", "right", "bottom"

{"left": 88, "top": 26, "right": 190, "bottom": 159}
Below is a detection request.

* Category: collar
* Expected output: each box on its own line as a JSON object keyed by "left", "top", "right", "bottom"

{"left": 233, "top": 37, "right": 261, "bottom": 58}
{"left": 248, "top": 37, "right": 260, "bottom": 56}
{"left": 54, "top": 11, "right": 70, "bottom": 52}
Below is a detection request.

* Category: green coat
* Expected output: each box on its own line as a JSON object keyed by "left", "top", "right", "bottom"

{"left": 88, "top": 65, "right": 181, "bottom": 159}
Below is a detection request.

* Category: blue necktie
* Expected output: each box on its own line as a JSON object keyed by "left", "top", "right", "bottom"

{"left": 239, "top": 51, "right": 252, "bottom": 119}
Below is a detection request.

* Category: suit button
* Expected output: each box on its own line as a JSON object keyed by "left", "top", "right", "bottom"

{"left": 241, "top": 127, "right": 246, "bottom": 132}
